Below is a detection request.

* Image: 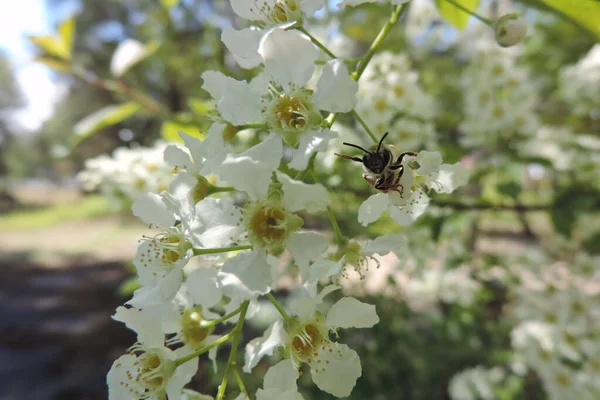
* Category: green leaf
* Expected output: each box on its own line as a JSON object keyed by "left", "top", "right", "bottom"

{"left": 33, "top": 57, "right": 72, "bottom": 73}
{"left": 435, "top": 0, "right": 480, "bottom": 30}
{"left": 550, "top": 187, "right": 599, "bottom": 237}
{"left": 118, "top": 276, "right": 140, "bottom": 297}
{"left": 58, "top": 15, "right": 76, "bottom": 58}
{"left": 28, "top": 35, "right": 70, "bottom": 60}
{"left": 161, "top": 120, "right": 204, "bottom": 142}
{"left": 159, "top": 0, "right": 180, "bottom": 9}
{"left": 188, "top": 98, "right": 213, "bottom": 115}
{"left": 530, "top": 0, "right": 600, "bottom": 38}
{"left": 71, "top": 102, "right": 142, "bottom": 148}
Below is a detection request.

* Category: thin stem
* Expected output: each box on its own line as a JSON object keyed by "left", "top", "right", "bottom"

{"left": 174, "top": 331, "right": 234, "bottom": 367}
{"left": 296, "top": 26, "right": 338, "bottom": 59}
{"left": 210, "top": 186, "right": 237, "bottom": 194}
{"left": 239, "top": 123, "right": 268, "bottom": 130}
{"left": 445, "top": 0, "right": 493, "bottom": 26}
{"left": 201, "top": 306, "right": 243, "bottom": 328}
{"left": 216, "top": 300, "right": 250, "bottom": 400}
{"left": 353, "top": 4, "right": 409, "bottom": 80}
{"left": 351, "top": 109, "right": 378, "bottom": 143}
{"left": 266, "top": 292, "right": 291, "bottom": 321}
{"left": 432, "top": 200, "right": 551, "bottom": 211}
{"left": 193, "top": 244, "right": 252, "bottom": 256}
{"left": 233, "top": 367, "right": 250, "bottom": 400}
{"left": 327, "top": 205, "right": 347, "bottom": 245}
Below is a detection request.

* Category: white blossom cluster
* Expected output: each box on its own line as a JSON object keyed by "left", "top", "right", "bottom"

{"left": 105, "top": 1, "right": 471, "bottom": 397}
{"left": 521, "top": 125, "right": 600, "bottom": 184}
{"left": 448, "top": 365, "right": 506, "bottom": 400}
{"left": 459, "top": 41, "right": 539, "bottom": 148}
{"left": 403, "top": 265, "right": 482, "bottom": 310}
{"left": 355, "top": 52, "right": 438, "bottom": 150}
{"left": 508, "top": 254, "right": 600, "bottom": 400}
{"left": 77, "top": 141, "right": 176, "bottom": 208}
{"left": 559, "top": 44, "right": 600, "bottom": 117}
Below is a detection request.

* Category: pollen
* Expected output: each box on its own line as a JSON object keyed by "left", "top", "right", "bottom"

{"left": 273, "top": 94, "right": 309, "bottom": 130}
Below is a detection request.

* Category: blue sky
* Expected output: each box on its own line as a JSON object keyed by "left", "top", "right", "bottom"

{"left": 0, "top": 0, "right": 64, "bottom": 132}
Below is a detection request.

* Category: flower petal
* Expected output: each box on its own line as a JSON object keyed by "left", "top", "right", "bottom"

{"left": 243, "top": 319, "right": 287, "bottom": 372}
{"left": 313, "top": 60, "right": 358, "bottom": 112}
{"left": 325, "top": 297, "right": 379, "bottom": 328}
{"left": 191, "top": 198, "right": 244, "bottom": 248}
{"left": 222, "top": 26, "right": 264, "bottom": 69}
{"left": 263, "top": 359, "right": 300, "bottom": 391}
{"left": 362, "top": 232, "right": 406, "bottom": 258}
{"left": 164, "top": 144, "right": 193, "bottom": 171}
{"left": 256, "top": 389, "right": 305, "bottom": 400}
{"left": 201, "top": 71, "right": 262, "bottom": 125}
{"left": 277, "top": 171, "right": 330, "bottom": 212}
{"left": 112, "top": 306, "right": 164, "bottom": 347}
{"left": 185, "top": 267, "right": 222, "bottom": 308}
{"left": 435, "top": 162, "right": 470, "bottom": 193}
{"left": 167, "top": 347, "right": 199, "bottom": 400}
{"left": 259, "top": 28, "right": 316, "bottom": 90}
{"left": 288, "top": 129, "right": 336, "bottom": 171}
{"left": 127, "top": 266, "right": 184, "bottom": 308}
{"left": 219, "top": 156, "right": 273, "bottom": 201}
{"left": 357, "top": 193, "right": 388, "bottom": 226}
{"left": 308, "top": 259, "right": 345, "bottom": 283}
{"left": 132, "top": 192, "right": 175, "bottom": 228}
{"left": 416, "top": 150, "right": 443, "bottom": 175}
{"left": 239, "top": 133, "right": 283, "bottom": 172}
{"left": 286, "top": 231, "right": 329, "bottom": 280}
{"left": 221, "top": 250, "right": 274, "bottom": 296}
{"left": 388, "top": 190, "right": 430, "bottom": 226}
{"left": 310, "top": 343, "right": 361, "bottom": 397}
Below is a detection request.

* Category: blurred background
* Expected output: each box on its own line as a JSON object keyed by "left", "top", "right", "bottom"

{"left": 0, "top": 0, "right": 598, "bottom": 399}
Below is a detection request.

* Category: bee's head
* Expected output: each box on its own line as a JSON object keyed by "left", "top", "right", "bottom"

{"left": 340, "top": 133, "right": 392, "bottom": 174}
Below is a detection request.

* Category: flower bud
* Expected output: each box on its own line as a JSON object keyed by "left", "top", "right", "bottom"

{"left": 495, "top": 13, "right": 527, "bottom": 47}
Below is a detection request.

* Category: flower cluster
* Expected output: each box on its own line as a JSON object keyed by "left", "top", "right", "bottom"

{"left": 459, "top": 41, "right": 539, "bottom": 148}
{"left": 448, "top": 365, "right": 506, "bottom": 400}
{"left": 509, "top": 255, "right": 600, "bottom": 400}
{"left": 77, "top": 141, "right": 176, "bottom": 208}
{"left": 559, "top": 44, "right": 600, "bottom": 117}
{"left": 355, "top": 52, "right": 437, "bottom": 150}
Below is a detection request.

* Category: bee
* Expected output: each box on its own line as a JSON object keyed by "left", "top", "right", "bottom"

{"left": 335, "top": 132, "right": 417, "bottom": 194}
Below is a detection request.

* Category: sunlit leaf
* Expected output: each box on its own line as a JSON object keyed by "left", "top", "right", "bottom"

{"left": 161, "top": 120, "right": 204, "bottom": 142}
{"left": 159, "top": 0, "right": 180, "bottom": 9}
{"left": 531, "top": 0, "right": 600, "bottom": 38}
{"left": 435, "top": 0, "right": 480, "bottom": 30}
{"left": 110, "top": 39, "right": 159, "bottom": 77}
{"left": 28, "top": 35, "right": 70, "bottom": 60}
{"left": 33, "top": 57, "right": 72, "bottom": 73}
{"left": 188, "top": 97, "right": 213, "bottom": 115}
{"left": 71, "top": 102, "right": 142, "bottom": 147}
{"left": 58, "top": 15, "right": 76, "bottom": 58}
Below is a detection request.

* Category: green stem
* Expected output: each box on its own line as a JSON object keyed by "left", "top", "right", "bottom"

{"left": 351, "top": 109, "right": 378, "bottom": 143}
{"left": 445, "top": 0, "right": 493, "bottom": 26}
{"left": 216, "top": 300, "right": 250, "bottom": 400}
{"left": 239, "top": 123, "right": 268, "bottom": 130}
{"left": 201, "top": 306, "right": 243, "bottom": 328}
{"left": 296, "top": 26, "right": 338, "bottom": 59}
{"left": 210, "top": 186, "right": 237, "bottom": 194}
{"left": 266, "top": 292, "right": 291, "bottom": 321}
{"left": 174, "top": 331, "right": 234, "bottom": 367}
{"left": 353, "top": 4, "right": 409, "bottom": 80}
{"left": 327, "top": 205, "right": 347, "bottom": 245}
{"left": 192, "top": 244, "right": 252, "bottom": 256}
{"left": 233, "top": 367, "right": 250, "bottom": 400}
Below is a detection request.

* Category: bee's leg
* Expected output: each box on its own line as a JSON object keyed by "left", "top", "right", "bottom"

{"left": 362, "top": 173, "right": 378, "bottom": 187}
{"left": 335, "top": 153, "right": 363, "bottom": 163}
{"left": 390, "top": 151, "right": 418, "bottom": 169}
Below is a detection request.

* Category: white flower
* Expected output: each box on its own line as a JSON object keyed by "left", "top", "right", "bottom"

{"left": 244, "top": 286, "right": 378, "bottom": 397}
{"left": 356, "top": 150, "right": 468, "bottom": 226}
{"left": 256, "top": 360, "right": 305, "bottom": 400}
{"left": 204, "top": 28, "right": 357, "bottom": 170}
{"left": 108, "top": 306, "right": 198, "bottom": 400}
{"left": 494, "top": 13, "right": 527, "bottom": 48}
{"left": 448, "top": 366, "right": 502, "bottom": 400}
{"left": 308, "top": 232, "right": 406, "bottom": 282}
